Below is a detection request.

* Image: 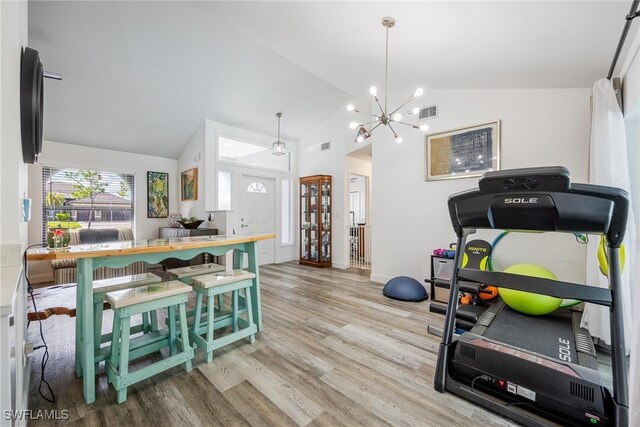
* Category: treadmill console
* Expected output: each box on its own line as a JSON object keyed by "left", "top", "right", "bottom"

{"left": 479, "top": 166, "right": 570, "bottom": 193}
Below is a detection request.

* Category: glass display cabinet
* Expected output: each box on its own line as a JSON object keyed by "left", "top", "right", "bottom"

{"left": 299, "top": 174, "right": 332, "bottom": 268}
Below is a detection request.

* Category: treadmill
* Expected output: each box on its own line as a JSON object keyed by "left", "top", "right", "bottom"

{"left": 434, "top": 167, "right": 629, "bottom": 427}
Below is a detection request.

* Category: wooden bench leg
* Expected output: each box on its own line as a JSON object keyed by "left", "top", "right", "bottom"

{"left": 93, "top": 297, "right": 104, "bottom": 372}
{"left": 150, "top": 310, "right": 158, "bottom": 332}
{"left": 193, "top": 292, "right": 203, "bottom": 334}
{"left": 245, "top": 287, "right": 255, "bottom": 344}
{"left": 168, "top": 305, "right": 176, "bottom": 356}
{"left": 232, "top": 290, "right": 239, "bottom": 333}
{"left": 178, "top": 303, "right": 192, "bottom": 372}
{"left": 205, "top": 290, "right": 215, "bottom": 363}
{"left": 108, "top": 314, "right": 121, "bottom": 385}
{"left": 116, "top": 316, "right": 130, "bottom": 404}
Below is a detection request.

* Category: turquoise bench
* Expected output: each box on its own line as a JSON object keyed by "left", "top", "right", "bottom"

{"left": 92, "top": 272, "right": 162, "bottom": 369}
{"left": 190, "top": 270, "right": 257, "bottom": 362}
{"left": 105, "top": 280, "right": 193, "bottom": 403}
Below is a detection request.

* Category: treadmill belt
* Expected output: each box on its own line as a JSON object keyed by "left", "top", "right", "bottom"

{"left": 482, "top": 305, "right": 578, "bottom": 362}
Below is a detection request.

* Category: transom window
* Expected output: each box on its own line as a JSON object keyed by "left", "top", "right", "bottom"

{"left": 218, "top": 136, "right": 291, "bottom": 172}
{"left": 246, "top": 181, "right": 268, "bottom": 194}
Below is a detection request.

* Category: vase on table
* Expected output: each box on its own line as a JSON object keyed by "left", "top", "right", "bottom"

{"left": 47, "top": 228, "right": 70, "bottom": 249}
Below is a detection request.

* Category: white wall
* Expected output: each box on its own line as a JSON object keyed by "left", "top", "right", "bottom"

{"left": 621, "top": 30, "right": 639, "bottom": 116}
{"left": 370, "top": 88, "right": 592, "bottom": 284}
{"left": 27, "top": 140, "right": 178, "bottom": 282}
{"left": 178, "top": 122, "right": 207, "bottom": 219}
{"left": 0, "top": 0, "right": 29, "bottom": 270}
{"left": 178, "top": 119, "right": 298, "bottom": 264}
{"left": 298, "top": 107, "right": 354, "bottom": 269}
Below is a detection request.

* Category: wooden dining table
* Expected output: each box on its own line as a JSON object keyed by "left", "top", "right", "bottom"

{"left": 26, "top": 233, "right": 275, "bottom": 404}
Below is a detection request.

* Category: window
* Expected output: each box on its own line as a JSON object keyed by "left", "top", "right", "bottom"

{"left": 218, "top": 136, "right": 291, "bottom": 172}
{"left": 246, "top": 181, "right": 268, "bottom": 194}
{"left": 281, "top": 179, "right": 293, "bottom": 245}
{"left": 42, "top": 166, "right": 135, "bottom": 243}
{"left": 217, "top": 171, "right": 232, "bottom": 210}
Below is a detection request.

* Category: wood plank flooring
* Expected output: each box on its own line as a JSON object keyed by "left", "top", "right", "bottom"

{"left": 27, "top": 262, "right": 516, "bottom": 426}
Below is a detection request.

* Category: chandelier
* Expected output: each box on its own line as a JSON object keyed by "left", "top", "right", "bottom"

{"left": 272, "top": 112, "right": 286, "bottom": 155}
{"left": 347, "top": 17, "right": 429, "bottom": 144}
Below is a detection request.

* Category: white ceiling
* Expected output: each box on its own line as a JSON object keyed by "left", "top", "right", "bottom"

{"left": 29, "top": 1, "right": 637, "bottom": 159}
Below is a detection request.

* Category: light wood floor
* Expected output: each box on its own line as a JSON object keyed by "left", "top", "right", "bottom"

{"left": 28, "top": 262, "right": 516, "bottom": 426}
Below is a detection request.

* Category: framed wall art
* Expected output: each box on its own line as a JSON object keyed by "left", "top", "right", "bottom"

{"left": 181, "top": 168, "right": 198, "bottom": 201}
{"left": 425, "top": 120, "right": 500, "bottom": 181}
{"left": 147, "top": 171, "right": 169, "bottom": 218}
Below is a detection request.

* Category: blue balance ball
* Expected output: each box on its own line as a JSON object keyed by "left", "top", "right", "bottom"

{"left": 383, "top": 276, "right": 428, "bottom": 302}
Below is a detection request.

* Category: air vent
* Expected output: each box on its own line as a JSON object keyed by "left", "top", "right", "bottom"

{"left": 575, "top": 333, "right": 595, "bottom": 355}
{"left": 459, "top": 344, "right": 476, "bottom": 360}
{"left": 321, "top": 142, "right": 331, "bottom": 151}
{"left": 570, "top": 381, "right": 595, "bottom": 402}
{"left": 418, "top": 104, "right": 438, "bottom": 120}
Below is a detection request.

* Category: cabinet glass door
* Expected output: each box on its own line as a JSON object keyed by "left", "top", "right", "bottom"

{"left": 321, "top": 181, "right": 331, "bottom": 261}
{"left": 299, "top": 175, "right": 332, "bottom": 267}
{"left": 309, "top": 183, "right": 318, "bottom": 260}
{"left": 301, "top": 183, "right": 309, "bottom": 260}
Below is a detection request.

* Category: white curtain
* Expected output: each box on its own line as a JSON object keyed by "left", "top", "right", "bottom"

{"left": 581, "top": 78, "right": 638, "bottom": 419}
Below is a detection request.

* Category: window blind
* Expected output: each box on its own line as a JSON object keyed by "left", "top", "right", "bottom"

{"left": 42, "top": 166, "right": 135, "bottom": 243}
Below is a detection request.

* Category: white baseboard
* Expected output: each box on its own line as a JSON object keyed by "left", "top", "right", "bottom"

{"left": 332, "top": 262, "right": 348, "bottom": 270}
{"left": 275, "top": 255, "right": 296, "bottom": 264}
{"left": 369, "top": 272, "right": 392, "bottom": 284}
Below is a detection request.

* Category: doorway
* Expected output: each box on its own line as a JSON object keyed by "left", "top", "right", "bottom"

{"left": 349, "top": 174, "right": 370, "bottom": 269}
{"left": 238, "top": 174, "right": 275, "bottom": 265}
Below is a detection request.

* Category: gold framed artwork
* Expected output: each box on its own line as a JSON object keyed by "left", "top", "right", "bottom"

{"left": 425, "top": 120, "right": 500, "bottom": 181}
{"left": 181, "top": 168, "right": 198, "bottom": 201}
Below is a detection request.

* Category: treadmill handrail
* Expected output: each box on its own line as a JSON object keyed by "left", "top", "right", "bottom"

{"left": 457, "top": 269, "right": 612, "bottom": 306}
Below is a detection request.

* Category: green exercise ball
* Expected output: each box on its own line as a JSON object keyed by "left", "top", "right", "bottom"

{"left": 499, "top": 264, "right": 562, "bottom": 315}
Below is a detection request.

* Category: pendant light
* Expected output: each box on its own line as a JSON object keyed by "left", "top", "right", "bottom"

{"left": 272, "top": 112, "right": 286, "bottom": 156}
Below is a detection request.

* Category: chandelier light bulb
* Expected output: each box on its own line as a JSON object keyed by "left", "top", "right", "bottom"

{"left": 348, "top": 17, "right": 428, "bottom": 147}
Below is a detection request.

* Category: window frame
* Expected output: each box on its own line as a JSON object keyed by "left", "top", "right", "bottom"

{"left": 217, "top": 135, "right": 293, "bottom": 173}
{"left": 41, "top": 165, "right": 136, "bottom": 243}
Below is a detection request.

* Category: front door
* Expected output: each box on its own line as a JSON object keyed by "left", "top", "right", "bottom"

{"left": 238, "top": 175, "right": 275, "bottom": 265}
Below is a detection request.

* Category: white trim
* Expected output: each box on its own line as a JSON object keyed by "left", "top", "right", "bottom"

{"left": 275, "top": 255, "right": 296, "bottom": 264}
{"left": 370, "top": 272, "right": 392, "bottom": 284}
{"left": 332, "top": 261, "right": 349, "bottom": 270}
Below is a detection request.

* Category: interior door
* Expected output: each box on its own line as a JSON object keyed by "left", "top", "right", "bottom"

{"left": 239, "top": 175, "right": 275, "bottom": 265}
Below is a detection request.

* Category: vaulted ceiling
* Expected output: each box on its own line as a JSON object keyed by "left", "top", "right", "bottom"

{"left": 28, "top": 1, "right": 637, "bottom": 159}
